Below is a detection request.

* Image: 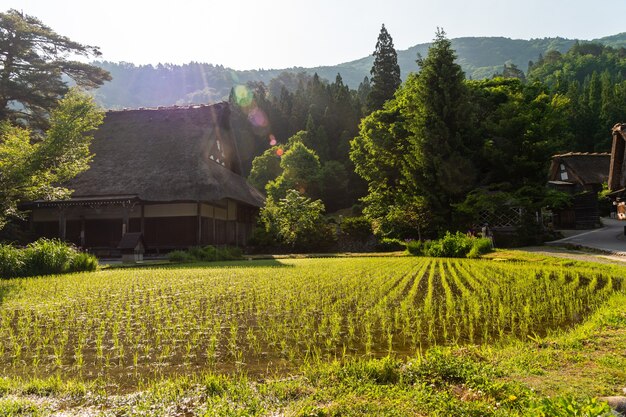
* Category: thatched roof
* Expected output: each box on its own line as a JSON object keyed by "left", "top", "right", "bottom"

{"left": 549, "top": 152, "right": 610, "bottom": 185}
{"left": 609, "top": 123, "right": 626, "bottom": 191}
{"left": 66, "top": 103, "right": 264, "bottom": 207}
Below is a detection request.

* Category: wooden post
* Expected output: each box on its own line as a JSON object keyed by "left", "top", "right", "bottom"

{"left": 140, "top": 204, "right": 145, "bottom": 234}
{"left": 80, "top": 216, "right": 86, "bottom": 248}
{"left": 58, "top": 208, "right": 66, "bottom": 241}
{"left": 122, "top": 206, "right": 129, "bottom": 236}
{"left": 212, "top": 207, "right": 216, "bottom": 245}
{"left": 196, "top": 202, "right": 202, "bottom": 245}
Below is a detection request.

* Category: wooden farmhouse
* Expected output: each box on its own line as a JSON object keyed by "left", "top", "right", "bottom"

{"left": 24, "top": 103, "right": 264, "bottom": 254}
{"left": 547, "top": 152, "right": 610, "bottom": 229}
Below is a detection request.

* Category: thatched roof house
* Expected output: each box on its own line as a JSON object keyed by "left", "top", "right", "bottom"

{"left": 547, "top": 152, "right": 610, "bottom": 230}
{"left": 26, "top": 103, "right": 264, "bottom": 253}
{"left": 548, "top": 152, "right": 610, "bottom": 192}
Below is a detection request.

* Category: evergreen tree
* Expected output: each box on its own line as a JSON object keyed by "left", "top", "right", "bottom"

{"left": 0, "top": 9, "right": 110, "bottom": 128}
{"left": 403, "top": 28, "right": 474, "bottom": 225}
{"left": 367, "top": 24, "right": 401, "bottom": 112}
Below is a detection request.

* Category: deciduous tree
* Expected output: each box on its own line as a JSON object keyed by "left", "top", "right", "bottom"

{"left": 0, "top": 89, "right": 104, "bottom": 229}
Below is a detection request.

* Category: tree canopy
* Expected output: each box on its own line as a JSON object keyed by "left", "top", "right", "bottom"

{"left": 0, "top": 89, "right": 104, "bottom": 229}
{"left": 0, "top": 9, "right": 110, "bottom": 128}
{"left": 351, "top": 30, "right": 575, "bottom": 238}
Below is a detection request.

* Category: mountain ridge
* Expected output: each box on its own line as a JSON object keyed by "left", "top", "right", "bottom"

{"left": 92, "top": 33, "right": 626, "bottom": 109}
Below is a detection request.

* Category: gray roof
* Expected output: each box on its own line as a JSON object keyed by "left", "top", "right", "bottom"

{"left": 66, "top": 103, "right": 264, "bottom": 207}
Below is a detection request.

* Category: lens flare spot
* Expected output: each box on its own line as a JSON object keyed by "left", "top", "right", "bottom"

{"left": 276, "top": 148, "right": 284, "bottom": 157}
{"left": 234, "top": 85, "right": 253, "bottom": 107}
{"left": 248, "top": 107, "right": 268, "bottom": 128}
{"left": 269, "top": 134, "right": 277, "bottom": 146}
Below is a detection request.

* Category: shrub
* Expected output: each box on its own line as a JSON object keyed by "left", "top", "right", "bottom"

{"left": 70, "top": 252, "right": 98, "bottom": 272}
{"left": 1, "top": 239, "right": 98, "bottom": 279}
{"left": 22, "top": 239, "right": 75, "bottom": 276}
{"left": 188, "top": 246, "right": 211, "bottom": 261}
{"left": 405, "top": 240, "right": 425, "bottom": 256}
{"left": 167, "top": 250, "right": 193, "bottom": 263}
{"left": 340, "top": 217, "right": 373, "bottom": 241}
{"left": 218, "top": 246, "right": 243, "bottom": 260}
{"left": 407, "top": 232, "right": 494, "bottom": 258}
{"left": 467, "top": 238, "right": 493, "bottom": 259}
{"left": 0, "top": 244, "right": 24, "bottom": 278}
{"left": 168, "top": 246, "right": 244, "bottom": 263}
{"left": 375, "top": 238, "right": 406, "bottom": 252}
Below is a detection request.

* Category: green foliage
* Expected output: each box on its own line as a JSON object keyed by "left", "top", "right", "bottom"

{"left": 167, "top": 246, "right": 244, "bottom": 263}
{"left": 374, "top": 237, "right": 406, "bottom": 252}
{"left": 425, "top": 232, "right": 475, "bottom": 258}
{"left": 260, "top": 189, "right": 334, "bottom": 251}
{"left": 528, "top": 42, "right": 626, "bottom": 151}
{"left": 22, "top": 239, "right": 76, "bottom": 277}
{"left": 529, "top": 396, "right": 612, "bottom": 417}
{"left": 352, "top": 29, "right": 475, "bottom": 235}
{"left": 339, "top": 216, "right": 373, "bottom": 241}
{"left": 167, "top": 250, "right": 193, "bottom": 263}
{"left": 467, "top": 238, "right": 494, "bottom": 259}
{"left": 248, "top": 145, "right": 283, "bottom": 190}
{"left": 0, "top": 398, "right": 42, "bottom": 417}
{"left": 69, "top": 252, "right": 98, "bottom": 273}
{"left": 0, "top": 239, "right": 98, "bottom": 278}
{"left": 407, "top": 232, "right": 493, "bottom": 258}
{"left": 0, "top": 89, "right": 104, "bottom": 229}
{"left": 0, "top": 9, "right": 110, "bottom": 129}
{"left": 266, "top": 140, "right": 322, "bottom": 201}
{"left": 367, "top": 24, "right": 402, "bottom": 111}
{"left": 0, "top": 244, "right": 23, "bottom": 278}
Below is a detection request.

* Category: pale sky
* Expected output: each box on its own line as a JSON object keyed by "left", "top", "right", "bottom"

{"left": 3, "top": 0, "right": 626, "bottom": 70}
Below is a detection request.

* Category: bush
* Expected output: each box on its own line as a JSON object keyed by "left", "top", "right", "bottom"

{"left": 70, "top": 252, "right": 98, "bottom": 272}
{"left": 407, "top": 232, "right": 493, "bottom": 258}
{"left": 405, "top": 240, "right": 424, "bottom": 256}
{"left": 467, "top": 238, "right": 493, "bottom": 259}
{"left": 340, "top": 217, "right": 373, "bottom": 241}
{"left": 0, "top": 244, "right": 24, "bottom": 278}
{"left": 167, "top": 250, "right": 194, "bottom": 263}
{"left": 168, "top": 246, "right": 244, "bottom": 263}
{"left": 218, "top": 246, "right": 243, "bottom": 260}
{"left": 22, "top": 239, "right": 76, "bottom": 276}
{"left": 1, "top": 239, "right": 98, "bottom": 279}
{"left": 375, "top": 238, "right": 406, "bottom": 252}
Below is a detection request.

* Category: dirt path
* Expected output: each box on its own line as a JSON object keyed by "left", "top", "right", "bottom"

{"left": 515, "top": 246, "right": 626, "bottom": 265}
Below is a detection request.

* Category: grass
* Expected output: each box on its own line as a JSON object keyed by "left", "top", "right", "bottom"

{"left": 0, "top": 254, "right": 625, "bottom": 415}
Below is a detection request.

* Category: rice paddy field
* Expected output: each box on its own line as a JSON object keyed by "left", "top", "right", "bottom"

{"left": 0, "top": 257, "right": 623, "bottom": 385}
{"left": 1, "top": 255, "right": 626, "bottom": 416}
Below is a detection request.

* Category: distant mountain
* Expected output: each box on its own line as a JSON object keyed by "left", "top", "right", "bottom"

{"left": 92, "top": 33, "right": 626, "bottom": 109}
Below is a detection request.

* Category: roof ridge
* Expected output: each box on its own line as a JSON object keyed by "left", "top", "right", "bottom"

{"left": 552, "top": 152, "right": 611, "bottom": 157}
{"left": 107, "top": 102, "right": 228, "bottom": 113}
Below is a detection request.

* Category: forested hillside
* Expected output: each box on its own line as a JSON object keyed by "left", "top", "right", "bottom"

{"left": 92, "top": 34, "right": 626, "bottom": 109}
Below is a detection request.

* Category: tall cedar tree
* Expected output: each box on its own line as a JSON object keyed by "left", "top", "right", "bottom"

{"left": 367, "top": 24, "right": 401, "bottom": 112}
{"left": 404, "top": 29, "right": 474, "bottom": 225}
{"left": 351, "top": 29, "right": 474, "bottom": 237}
{"left": 0, "top": 9, "right": 110, "bottom": 129}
